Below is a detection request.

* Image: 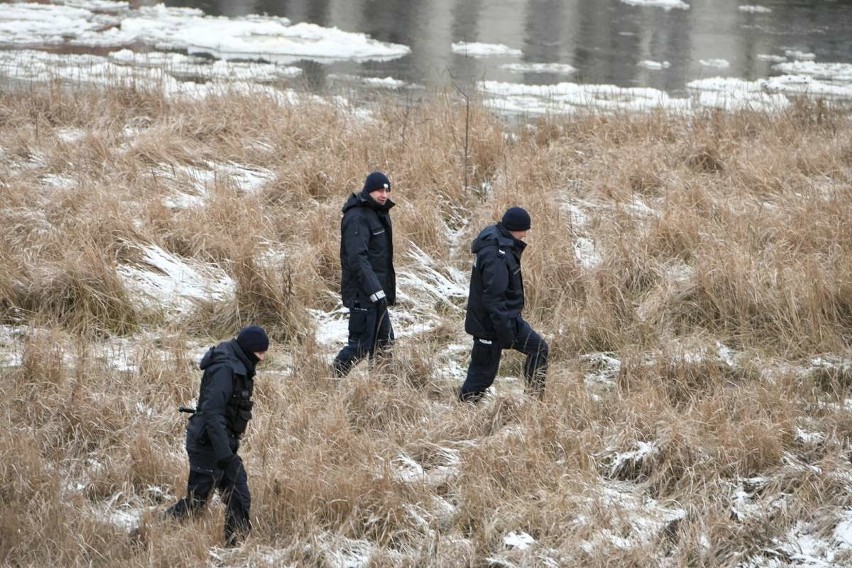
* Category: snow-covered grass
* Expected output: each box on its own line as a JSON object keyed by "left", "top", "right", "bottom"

{"left": 1, "top": 77, "right": 851, "bottom": 567}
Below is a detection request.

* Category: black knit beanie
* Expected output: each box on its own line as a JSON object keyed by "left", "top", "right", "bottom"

{"left": 236, "top": 325, "right": 269, "bottom": 355}
{"left": 362, "top": 171, "right": 391, "bottom": 193}
{"left": 501, "top": 207, "right": 531, "bottom": 232}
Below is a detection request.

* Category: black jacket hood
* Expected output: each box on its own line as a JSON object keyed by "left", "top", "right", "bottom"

{"left": 342, "top": 191, "right": 395, "bottom": 214}
{"left": 471, "top": 223, "right": 527, "bottom": 255}
{"left": 199, "top": 339, "right": 255, "bottom": 378}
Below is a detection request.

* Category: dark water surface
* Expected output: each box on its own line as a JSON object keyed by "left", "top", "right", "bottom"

{"left": 161, "top": 0, "right": 852, "bottom": 96}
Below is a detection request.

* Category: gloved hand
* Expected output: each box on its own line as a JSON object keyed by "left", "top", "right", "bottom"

{"left": 217, "top": 455, "right": 240, "bottom": 481}
{"left": 497, "top": 320, "right": 515, "bottom": 349}
{"left": 370, "top": 290, "right": 388, "bottom": 312}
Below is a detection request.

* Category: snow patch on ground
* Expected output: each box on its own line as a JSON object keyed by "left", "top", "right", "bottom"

{"left": 577, "top": 480, "right": 687, "bottom": 554}
{"left": 117, "top": 243, "right": 235, "bottom": 316}
{"left": 156, "top": 160, "right": 275, "bottom": 209}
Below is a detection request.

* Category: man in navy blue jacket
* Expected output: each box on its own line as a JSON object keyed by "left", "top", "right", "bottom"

{"left": 332, "top": 171, "right": 397, "bottom": 377}
{"left": 165, "top": 325, "right": 269, "bottom": 547}
{"left": 460, "top": 207, "right": 548, "bottom": 402}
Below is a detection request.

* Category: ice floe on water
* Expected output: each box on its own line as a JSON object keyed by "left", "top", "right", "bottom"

{"left": 0, "top": 3, "right": 410, "bottom": 64}
{"left": 360, "top": 76, "right": 406, "bottom": 89}
{"left": 699, "top": 58, "right": 731, "bottom": 69}
{"left": 451, "top": 42, "right": 523, "bottom": 57}
{"left": 738, "top": 4, "right": 772, "bottom": 13}
{"left": 500, "top": 62, "right": 577, "bottom": 75}
{"left": 785, "top": 49, "right": 816, "bottom": 62}
{"left": 109, "top": 49, "right": 302, "bottom": 81}
{"left": 619, "top": 0, "right": 690, "bottom": 10}
{"left": 478, "top": 81, "right": 692, "bottom": 115}
{"left": 773, "top": 61, "right": 852, "bottom": 82}
{"left": 639, "top": 60, "right": 671, "bottom": 70}
{"left": 690, "top": 75, "right": 852, "bottom": 108}
{"left": 478, "top": 75, "right": 850, "bottom": 115}
{"left": 0, "top": 49, "right": 298, "bottom": 102}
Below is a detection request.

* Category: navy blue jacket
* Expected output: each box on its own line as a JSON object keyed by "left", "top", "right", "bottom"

{"left": 186, "top": 340, "right": 256, "bottom": 466}
{"left": 464, "top": 223, "right": 527, "bottom": 347}
{"left": 340, "top": 191, "right": 396, "bottom": 308}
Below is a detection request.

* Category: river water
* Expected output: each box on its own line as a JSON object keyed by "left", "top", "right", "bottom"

{"left": 1, "top": 0, "right": 850, "bottom": 113}
{"left": 159, "top": 0, "right": 852, "bottom": 97}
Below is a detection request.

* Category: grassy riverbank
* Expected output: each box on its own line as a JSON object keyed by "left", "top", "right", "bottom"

{"left": 1, "top": 82, "right": 851, "bottom": 566}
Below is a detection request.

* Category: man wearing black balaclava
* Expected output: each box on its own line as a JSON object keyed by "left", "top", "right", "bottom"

{"left": 164, "top": 325, "right": 269, "bottom": 547}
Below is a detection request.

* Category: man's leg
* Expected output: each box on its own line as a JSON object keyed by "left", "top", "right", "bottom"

{"left": 165, "top": 467, "right": 215, "bottom": 520}
{"left": 218, "top": 456, "right": 251, "bottom": 547}
{"left": 459, "top": 338, "right": 502, "bottom": 403}
{"left": 370, "top": 305, "right": 394, "bottom": 364}
{"left": 332, "top": 305, "right": 377, "bottom": 377}
{"left": 512, "top": 320, "right": 549, "bottom": 399}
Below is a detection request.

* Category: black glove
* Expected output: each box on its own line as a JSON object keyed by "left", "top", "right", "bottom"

{"left": 497, "top": 319, "right": 515, "bottom": 349}
{"left": 370, "top": 290, "right": 388, "bottom": 312}
{"left": 217, "top": 456, "right": 240, "bottom": 481}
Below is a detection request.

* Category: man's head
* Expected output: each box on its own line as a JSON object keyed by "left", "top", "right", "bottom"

{"left": 501, "top": 207, "right": 531, "bottom": 240}
{"left": 363, "top": 171, "right": 391, "bottom": 206}
{"left": 236, "top": 325, "right": 270, "bottom": 361}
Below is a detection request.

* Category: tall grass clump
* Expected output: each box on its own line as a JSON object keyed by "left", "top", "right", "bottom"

{"left": 9, "top": 242, "right": 140, "bottom": 336}
{"left": 188, "top": 246, "right": 310, "bottom": 344}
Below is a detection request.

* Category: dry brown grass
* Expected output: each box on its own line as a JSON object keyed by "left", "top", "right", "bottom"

{"left": 1, "top": 80, "right": 851, "bottom": 566}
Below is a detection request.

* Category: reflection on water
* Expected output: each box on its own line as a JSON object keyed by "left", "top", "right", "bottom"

{"left": 160, "top": 0, "right": 852, "bottom": 96}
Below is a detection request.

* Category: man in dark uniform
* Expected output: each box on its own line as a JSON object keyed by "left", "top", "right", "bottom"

{"left": 165, "top": 325, "right": 269, "bottom": 547}
{"left": 332, "top": 171, "right": 396, "bottom": 377}
{"left": 459, "top": 207, "right": 549, "bottom": 402}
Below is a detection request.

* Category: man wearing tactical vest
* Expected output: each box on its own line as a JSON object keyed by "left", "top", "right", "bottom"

{"left": 165, "top": 325, "right": 269, "bottom": 547}
{"left": 459, "top": 207, "right": 549, "bottom": 403}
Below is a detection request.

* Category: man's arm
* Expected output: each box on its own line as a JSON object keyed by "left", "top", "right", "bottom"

{"left": 199, "top": 364, "right": 235, "bottom": 466}
{"left": 479, "top": 250, "right": 514, "bottom": 347}
{"left": 342, "top": 213, "right": 384, "bottom": 301}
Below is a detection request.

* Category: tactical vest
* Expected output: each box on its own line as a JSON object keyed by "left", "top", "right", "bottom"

{"left": 226, "top": 374, "right": 254, "bottom": 436}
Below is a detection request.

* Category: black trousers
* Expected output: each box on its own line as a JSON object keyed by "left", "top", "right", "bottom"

{"left": 459, "top": 319, "right": 548, "bottom": 402}
{"left": 333, "top": 302, "right": 394, "bottom": 377}
{"left": 165, "top": 453, "right": 251, "bottom": 546}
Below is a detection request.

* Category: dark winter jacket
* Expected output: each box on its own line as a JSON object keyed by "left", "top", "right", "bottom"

{"left": 185, "top": 340, "right": 256, "bottom": 466}
{"left": 464, "top": 223, "right": 527, "bottom": 347}
{"left": 340, "top": 190, "right": 396, "bottom": 308}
